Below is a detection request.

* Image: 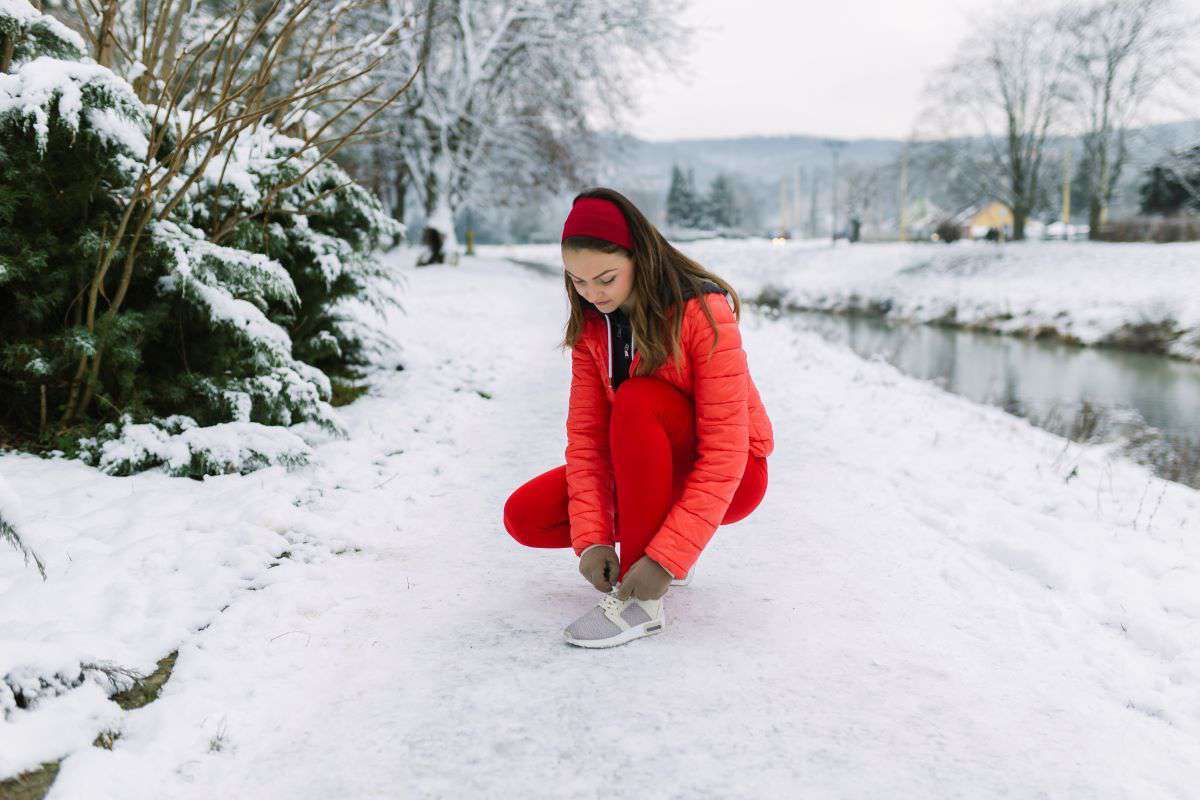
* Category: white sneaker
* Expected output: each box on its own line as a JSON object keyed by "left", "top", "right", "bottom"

{"left": 563, "top": 589, "right": 666, "bottom": 648}
{"left": 670, "top": 563, "right": 696, "bottom": 587}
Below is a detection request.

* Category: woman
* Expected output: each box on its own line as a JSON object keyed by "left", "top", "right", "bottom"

{"left": 502, "top": 187, "right": 774, "bottom": 648}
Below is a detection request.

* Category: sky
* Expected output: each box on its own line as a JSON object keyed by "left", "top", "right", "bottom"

{"left": 626, "top": 0, "right": 1200, "bottom": 142}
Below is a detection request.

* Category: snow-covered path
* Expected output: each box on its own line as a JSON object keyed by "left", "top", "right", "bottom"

{"left": 7, "top": 251, "right": 1200, "bottom": 798}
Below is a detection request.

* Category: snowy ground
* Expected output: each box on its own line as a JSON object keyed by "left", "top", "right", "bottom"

{"left": 483, "top": 238, "right": 1200, "bottom": 363}
{"left": 3, "top": 248, "right": 1200, "bottom": 798}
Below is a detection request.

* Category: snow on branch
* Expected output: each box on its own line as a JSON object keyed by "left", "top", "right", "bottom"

{"left": 78, "top": 415, "right": 313, "bottom": 478}
{"left": 0, "top": 0, "right": 85, "bottom": 67}
{"left": 0, "top": 56, "right": 147, "bottom": 156}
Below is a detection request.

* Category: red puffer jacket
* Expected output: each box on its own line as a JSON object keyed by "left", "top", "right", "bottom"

{"left": 564, "top": 287, "right": 774, "bottom": 578}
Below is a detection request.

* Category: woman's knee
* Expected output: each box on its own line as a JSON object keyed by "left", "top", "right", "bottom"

{"left": 503, "top": 489, "right": 534, "bottom": 544}
{"left": 503, "top": 468, "right": 570, "bottom": 548}
{"left": 722, "top": 455, "right": 768, "bottom": 524}
{"left": 501, "top": 484, "right": 544, "bottom": 546}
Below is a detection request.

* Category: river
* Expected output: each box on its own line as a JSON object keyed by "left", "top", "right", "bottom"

{"left": 785, "top": 309, "right": 1200, "bottom": 487}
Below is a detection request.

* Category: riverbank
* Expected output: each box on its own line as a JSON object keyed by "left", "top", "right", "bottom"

{"left": 773, "top": 309, "right": 1200, "bottom": 490}
{"left": 481, "top": 238, "right": 1200, "bottom": 364}
{"left": 3, "top": 250, "right": 1199, "bottom": 797}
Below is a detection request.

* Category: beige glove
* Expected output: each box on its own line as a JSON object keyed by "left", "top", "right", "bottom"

{"left": 578, "top": 544, "right": 620, "bottom": 592}
{"left": 616, "top": 555, "right": 673, "bottom": 601}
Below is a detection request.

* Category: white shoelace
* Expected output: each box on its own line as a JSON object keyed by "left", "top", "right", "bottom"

{"left": 599, "top": 592, "right": 626, "bottom": 620}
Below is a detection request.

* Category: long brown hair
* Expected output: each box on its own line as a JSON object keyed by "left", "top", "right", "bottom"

{"left": 558, "top": 187, "right": 740, "bottom": 376}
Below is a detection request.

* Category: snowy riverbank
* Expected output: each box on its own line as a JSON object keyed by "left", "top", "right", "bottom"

{"left": 3, "top": 249, "right": 1199, "bottom": 797}
{"left": 483, "top": 238, "right": 1200, "bottom": 363}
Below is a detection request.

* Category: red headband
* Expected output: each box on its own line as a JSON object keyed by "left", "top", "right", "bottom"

{"left": 561, "top": 197, "right": 633, "bottom": 251}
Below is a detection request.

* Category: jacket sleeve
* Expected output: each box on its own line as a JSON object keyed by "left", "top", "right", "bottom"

{"left": 644, "top": 294, "right": 749, "bottom": 577}
{"left": 564, "top": 336, "right": 615, "bottom": 555}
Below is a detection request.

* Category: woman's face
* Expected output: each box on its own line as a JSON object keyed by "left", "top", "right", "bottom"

{"left": 562, "top": 247, "right": 636, "bottom": 313}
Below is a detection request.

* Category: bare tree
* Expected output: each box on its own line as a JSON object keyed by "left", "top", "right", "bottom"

{"left": 1060, "top": 0, "right": 1197, "bottom": 237}
{"left": 384, "top": 0, "right": 687, "bottom": 265}
{"left": 918, "top": 3, "right": 1072, "bottom": 240}
{"left": 842, "top": 163, "right": 888, "bottom": 241}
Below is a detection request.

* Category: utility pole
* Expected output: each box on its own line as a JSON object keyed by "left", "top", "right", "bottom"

{"left": 1061, "top": 143, "right": 1072, "bottom": 241}
{"left": 899, "top": 143, "right": 909, "bottom": 242}
{"left": 826, "top": 140, "right": 845, "bottom": 244}
{"left": 794, "top": 164, "right": 803, "bottom": 238}
{"left": 778, "top": 176, "right": 788, "bottom": 236}
{"left": 810, "top": 173, "right": 820, "bottom": 238}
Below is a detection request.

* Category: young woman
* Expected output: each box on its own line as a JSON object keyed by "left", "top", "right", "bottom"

{"left": 502, "top": 187, "right": 774, "bottom": 648}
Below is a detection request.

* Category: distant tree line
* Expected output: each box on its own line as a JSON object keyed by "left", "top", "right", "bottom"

{"left": 665, "top": 165, "right": 742, "bottom": 230}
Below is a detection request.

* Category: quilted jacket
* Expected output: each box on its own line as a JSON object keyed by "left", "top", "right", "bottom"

{"left": 564, "top": 282, "right": 774, "bottom": 578}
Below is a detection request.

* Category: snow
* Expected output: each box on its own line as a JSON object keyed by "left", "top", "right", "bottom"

{"left": 79, "top": 417, "right": 313, "bottom": 478}
{"left": 0, "top": 0, "right": 41, "bottom": 25}
{"left": 0, "top": 0, "right": 85, "bottom": 55}
{"left": 0, "top": 56, "right": 142, "bottom": 155}
{"left": 192, "top": 125, "right": 320, "bottom": 213}
{"left": 84, "top": 106, "right": 149, "bottom": 160}
{"left": 0, "top": 476, "right": 23, "bottom": 528}
{"left": 152, "top": 220, "right": 298, "bottom": 357}
{"left": 482, "top": 238, "right": 1200, "bottom": 363}
{"left": 0, "top": 0, "right": 85, "bottom": 58}
{"left": 0, "top": 474, "right": 42, "bottom": 579}
{"left": 2, "top": 249, "right": 1199, "bottom": 797}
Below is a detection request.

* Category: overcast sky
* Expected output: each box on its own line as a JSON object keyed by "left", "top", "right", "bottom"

{"left": 626, "top": 0, "right": 1200, "bottom": 142}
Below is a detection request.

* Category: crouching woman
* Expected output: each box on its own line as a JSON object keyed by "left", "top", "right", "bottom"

{"left": 502, "top": 187, "right": 775, "bottom": 648}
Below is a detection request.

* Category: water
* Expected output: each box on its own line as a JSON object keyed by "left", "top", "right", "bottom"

{"left": 785, "top": 310, "right": 1200, "bottom": 483}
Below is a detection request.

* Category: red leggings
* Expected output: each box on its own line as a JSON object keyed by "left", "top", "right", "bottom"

{"left": 503, "top": 376, "right": 768, "bottom": 579}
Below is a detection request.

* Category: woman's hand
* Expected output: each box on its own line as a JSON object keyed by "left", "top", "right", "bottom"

{"left": 579, "top": 544, "right": 620, "bottom": 592}
{"left": 616, "top": 556, "right": 673, "bottom": 601}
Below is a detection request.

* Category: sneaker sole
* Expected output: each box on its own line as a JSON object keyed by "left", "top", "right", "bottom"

{"left": 563, "top": 611, "right": 668, "bottom": 649}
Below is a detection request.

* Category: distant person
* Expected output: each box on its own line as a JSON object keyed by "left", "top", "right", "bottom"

{"left": 502, "top": 187, "right": 775, "bottom": 648}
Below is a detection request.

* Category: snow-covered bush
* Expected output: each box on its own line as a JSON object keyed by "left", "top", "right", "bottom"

{"left": 78, "top": 414, "right": 312, "bottom": 479}
{"left": 144, "top": 219, "right": 345, "bottom": 434}
{"left": 183, "top": 126, "right": 404, "bottom": 377}
{"left": 0, "top": 48, "right": 150, "bottom": 437}
{"left": 0, "top": 1, "right": 402, "bottom": 475}
{"left": 0, "top": 0, "right": 84, "bottom": 64}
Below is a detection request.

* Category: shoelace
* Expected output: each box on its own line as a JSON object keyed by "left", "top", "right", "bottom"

{"left": 599, "top": 592, "right": 625, "bottom": 616}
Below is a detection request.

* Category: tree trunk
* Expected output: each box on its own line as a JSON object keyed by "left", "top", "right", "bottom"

{"left": 96, "top": 1, "right": 118, "bottom": 67}
{"left": 0, "top": 35, "right": 13, "bottom": 74}
{"left": 417, "top": 151, "right": 459, "bottom": 266}
{"left": 1012, "top": 207, "right": 1027, "bottom": 241}
{"left": 418, "top": 227, "right": 444, "bottom": 266}
{"left": 1087, "top": 196, "right": 1104, "bottom": 241}
{"left": 393, "top": 161, "right": 409, "bottom": 224}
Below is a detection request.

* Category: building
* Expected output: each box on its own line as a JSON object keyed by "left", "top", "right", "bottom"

{"left": 953, "top": 200, "right": 1014, "bottom": 239}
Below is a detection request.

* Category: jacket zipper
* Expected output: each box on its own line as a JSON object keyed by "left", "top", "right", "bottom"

{"left": 604, "top": 313, "right": 613, "bottom": 390}
{"left": 604, "top": 311, "right": 640, "bottom": 390}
